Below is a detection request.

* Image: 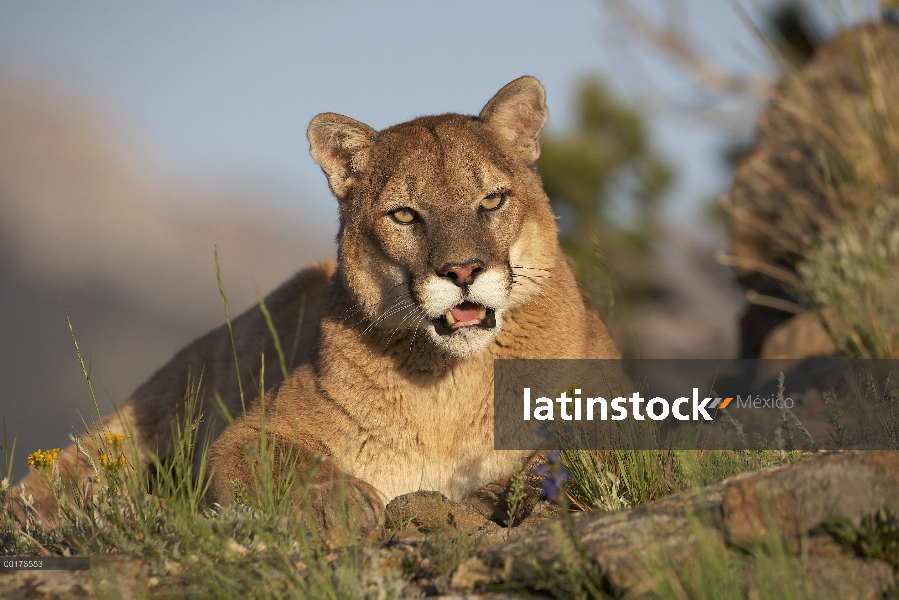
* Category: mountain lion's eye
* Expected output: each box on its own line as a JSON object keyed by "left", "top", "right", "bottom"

{"left": 390, "top": 208, "right": 419, "bottom": 224}
{"left": 480, "top": 192, "right": 506, "bottom": 211}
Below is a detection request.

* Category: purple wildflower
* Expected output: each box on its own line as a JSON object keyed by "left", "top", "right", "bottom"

{"left": 541, "top": 475, "right": 562, "bottom": 501}
{"left": 537, "top": 450, "right": 569, "bottom": 502}
{"left": 540, "top": 466, "right": 570, "bottom": 502}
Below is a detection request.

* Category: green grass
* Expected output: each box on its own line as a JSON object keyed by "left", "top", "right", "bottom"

{"left": 0, "top": 367, "right": 405, "bottom": 598}
{"left": 822, "top": 507, "right": 899, "bottom": 573}
{"left": 561, "top": 447, "right": 796, "bottom": 514}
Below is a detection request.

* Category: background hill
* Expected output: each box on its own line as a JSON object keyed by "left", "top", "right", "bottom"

{"left": 0, "top": 79, "right": 331, "bottom": 460}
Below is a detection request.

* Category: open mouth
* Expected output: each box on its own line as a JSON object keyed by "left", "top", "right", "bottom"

{"left": 432, "top": 301, "right": 496, "bottom": 335}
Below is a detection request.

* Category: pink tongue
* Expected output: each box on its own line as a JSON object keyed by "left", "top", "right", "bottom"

{"left": 451, "top": 302, "right": 482, "bottom": 322}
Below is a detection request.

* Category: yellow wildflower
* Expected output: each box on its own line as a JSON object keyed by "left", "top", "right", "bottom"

{"left": 27, "top": 448, "right": 59, "bottom": 470}
{"left": 99, "top": 453, "right": 127, "bottom": 473}
{"left": 104, "top": 433, "right": 124, "bottom": 447}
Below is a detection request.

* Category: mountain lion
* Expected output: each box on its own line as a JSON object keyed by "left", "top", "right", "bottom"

{"left": 15, "top": 76, "right": 619, "bottom": 529}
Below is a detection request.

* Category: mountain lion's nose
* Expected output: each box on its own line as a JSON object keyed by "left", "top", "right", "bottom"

{"left": 439, "top": 260, "right": 484, "bottom": 286}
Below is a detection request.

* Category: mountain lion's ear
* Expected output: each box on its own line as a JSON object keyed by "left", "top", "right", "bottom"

{"left": 478, "top": 76, "right": 548, "bottom": 166}
{"left": 308, "top": 113, "right": 377, "bottom": 200}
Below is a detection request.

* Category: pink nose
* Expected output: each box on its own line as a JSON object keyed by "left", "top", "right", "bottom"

{"left": 439, "top": 260, "right": 484, "bottom": 286}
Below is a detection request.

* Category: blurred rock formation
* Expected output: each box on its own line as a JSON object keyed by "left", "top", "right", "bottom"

{"left": 724, "top": 23, "right": 899, "bottom": 359}
{"left": 0, "top": 78, "right": 329, "bottom": 467}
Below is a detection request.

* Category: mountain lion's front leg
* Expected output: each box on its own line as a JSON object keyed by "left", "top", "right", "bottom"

{"left": 207, "top": 424, "right": 385, "bottom": 533}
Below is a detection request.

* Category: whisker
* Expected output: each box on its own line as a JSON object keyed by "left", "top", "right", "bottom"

{"left": 383, "top": 305, "right": 425, "bottom": 349}
{"left": 343, "top": 280, "right": 415, "bottom": 335}
{"left": 509, "top": 290, "right": 555, "bottom": 313}
{"left": 539, "top": 283, "right": 580, "bottom": 314}
{"left": 408, "top": 326, "right": 422, "bottom": 354}
{"left": 362, "top": 299, "right": 416, "bottom": 335}
{"left": 360, "top": 298, "right": 412, "bottom": 333}
{"left": 511, "top": 269, "right": 580, "bottom": 316}
{"left": 376, "top": 295, "right": 414, "bottom": 319}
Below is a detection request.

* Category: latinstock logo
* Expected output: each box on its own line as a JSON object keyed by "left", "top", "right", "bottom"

{"left": 521, "top": 388, "right": 734, "bottom": 423}
{"left": 493, "top": 358, "right": 899, "bottom": 451}
{"left": 710, "top": 396, "right": 733, "bottom": 409}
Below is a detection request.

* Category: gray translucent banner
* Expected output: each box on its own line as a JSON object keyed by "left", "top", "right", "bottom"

{"left": 0, "top": 556, "right": 91, "bottom": 570}
{"left": 493, "top": 359, "right": 899, "bottom": 451}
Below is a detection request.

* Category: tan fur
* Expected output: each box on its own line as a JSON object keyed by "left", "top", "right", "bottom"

{"left": 14, "top": 77, "right": 618, "bottom": 529}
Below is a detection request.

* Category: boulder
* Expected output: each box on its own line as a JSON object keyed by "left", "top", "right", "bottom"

{"left": 451, "top": 451, "right": 899, "bottom": 598}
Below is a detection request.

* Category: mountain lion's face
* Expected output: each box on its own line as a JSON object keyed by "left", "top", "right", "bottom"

{"left": 308, "top": 77, "right": 559, "bottom": 357}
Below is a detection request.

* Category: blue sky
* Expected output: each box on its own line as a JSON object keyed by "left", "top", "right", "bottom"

{"left": 0, "top": 1, "right": 852, "bottom": 243}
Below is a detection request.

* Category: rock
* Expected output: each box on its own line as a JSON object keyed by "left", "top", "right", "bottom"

{"left": 450, "top": 451, "right": 899, "bottom": 597}
{"left": 722, "top": 451, "right": 899, "bottom": 550}
{"left": 460, "top": 479, "right": 511, "bottom": 524}
{"left": 759, "top": 312, "right": 837, "bottom": 361}
{"left": 432, "top": 594, "right": 550, "bottom": 600}
{"left": 724, "top": 23, "right": 899, "bottom": 358}
{"left": 387, "top": 491, "right": 498, "bottom": 534}
{"left": 801, "top": 556, "right": 894, "bottom": 600}
{"left": 450, "top": 556, "right": 505, "bottom": 592}
{"left": 516, "top": 499, "right": 562, "bottom": 528}
{"left": 91, "top": 556, "right": 150, "bottom": 599}
{"left": 0, "top": 555, "right": 149, "bottom": 600}
{"left": 726, "top": 24, "right": 899, "bottom": 277}
{"left": 460, "top": 455, "right": 547, "bottom": 527}
{"left": 0, "top": 569, "right": 94, "bottom": 599}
